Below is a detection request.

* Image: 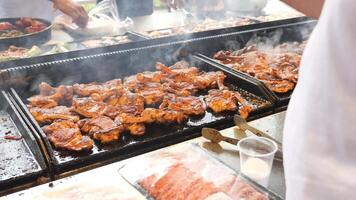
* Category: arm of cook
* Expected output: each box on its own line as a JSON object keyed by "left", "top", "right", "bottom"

{"left": 281, "top": 0, "right": 325, "bottom": 19}
{"left": 51, "top": 0, "right": 89, "bottom": 28}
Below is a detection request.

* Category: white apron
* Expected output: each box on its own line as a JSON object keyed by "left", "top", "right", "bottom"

{"left": 283, "top": 0, "right": 356, "bottom": 199}
{"left": 0, "top": 0, "right": 55, "bottom": 20}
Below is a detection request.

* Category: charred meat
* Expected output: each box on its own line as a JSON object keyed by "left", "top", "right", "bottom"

{"left": 160, "top": 94, "right": 206, "bottom": 116}
{"left": 42, "top": 120, "right": 93, "bottom": 151}
{"left": 30, "top": 106, "right": 79, "bottom": 125}
{"left": 78, "top": 116, "right": 125, "bottom": 143}
{"left": 213, "top": 41, "right": 305, "bottom": 93}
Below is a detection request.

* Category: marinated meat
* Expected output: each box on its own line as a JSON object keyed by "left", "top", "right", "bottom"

{"left": 194, "top": 71, "right": 227, "bottom": 90}
{"left": 73, "top": 79, "right": 123, "bottom": 101}
{"left": 213, "top": 42, "right": 305, "bottom": 93}
{"left": 163, "top": 80, "right": 197, "bottom": 97}
{"left": 139, "top": 164, "right": 219, "bottom": 200}
{"left": 72, "top": 97, "right": 119, "bottom": 119}
{"left": 42, "top": 120, "right": 93, "bottom": 151}
{"left": 117, "top": 108, "right": 187, "bottom": 124}
{"left": 106, "top": 90, "right": 145, "bottom": 115}
{"left": 126, "top": 123, "right": 146, "bottom": 136}
{"left": 160, "top": 94, "right": 206, "bottom": 116}
{"left": 157, "top": 62, "right": 200, "bottom": 82}
{"left": 27, "top": 95, "right": 58, "bottom": 108}
{"left": 30, "top": 106, "right": 79, "bottom": 125}
{"left": 28, "top": 82, "right": 73, "bottom": 108}
{"left": 126, "top": 81, "right": 166, "bottom": 105}
{"left": 205, "top": 90, "right": 240, "bottom": 113}
{"left": 78, "top": 116, "right": 125, "bottom": 143}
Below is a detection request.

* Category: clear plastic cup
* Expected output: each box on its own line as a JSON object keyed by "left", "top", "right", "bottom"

{"left": 237, "top": 136, "right": 278, "bottom": 187}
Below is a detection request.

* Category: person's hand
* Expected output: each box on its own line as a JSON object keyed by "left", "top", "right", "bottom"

{"left": 52, "top": 0, "right": 89, "bottom": 28}
{"left": 165, "top": 0, "right": 185, "bottom": 12}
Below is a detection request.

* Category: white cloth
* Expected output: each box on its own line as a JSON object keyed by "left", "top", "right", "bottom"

{"left": 0, "top": 0, "right": 55, "bottom": 20}
{"left": 283, "top": 0, "right": 356, "bottom": 199}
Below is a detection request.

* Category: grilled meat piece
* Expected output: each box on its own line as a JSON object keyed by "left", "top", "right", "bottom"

{"left": 27, "top": 96, "right": 58, "bottom": 108}
{"left": 205, "top": 90, "right": 240, "bottom": 113}
{"left": 263, "top": 79, "right": 295, "bottom": 93}
{"left": 30, "top": 106, "right": 79, "bottom": 125}
{"left": 156, "top": 62, "right": 200, "bottom": 82}
{"left": 28, "top": 82, "right": 73, "bottom": 108}
{"left": 42, "top": 120, "right": 93, "bottom": 151}
{"left": 162, "top": 80, "right": 197, "bottom": 97}
{"left": 73, "top": 79, "right": 123, "bottom": 101}
{"left": 72, "top": 97, "right": 119, "bottom": 119}
{"left": 118, "top": 108, "right": 187, "bottom": 124}
{"left": 160, "top": 94, "right": 206, "bottom": 116}
{"left": 125, "top": 81, "right": 166, "bottom": 105}
{"left": 126, "top": 123, "right": 146, "bottom": 136}
{"left": 78, "top": 116, "right": 125, "bottom": 143}
{"left": 205, "top": 89, "right": 252, "bottom": 118}
{"left": 106, "top": 90, "right": 145, "bottom": 115}
{"left": 194, "top": 71, "right": 227, "bottom": 90}
{"left": 213, "top": 44, "right": 303, "bottom": 94}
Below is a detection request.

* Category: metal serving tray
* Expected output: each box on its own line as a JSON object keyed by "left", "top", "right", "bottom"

{"left": 134, "top": 16, "right": 311, "bottom": 44}
{"left": 5, "top": 43, "right": 273, "bottom": 174}
{"left": 0, "top": 91, "right": 47, "bottom": 191}
{"left": 194, "top": 19, "right": 317, "bottom": 106}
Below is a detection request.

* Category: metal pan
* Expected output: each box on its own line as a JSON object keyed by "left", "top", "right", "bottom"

{"left": 193, "top": 19, "right": 317, "bottom": 106}
{"left": 6, "top": 43, "right": 273, "bottom": 174}
{"left": 0, "top": 91, "right": 47, "bottom": 190}
{"left": 0, "top": 18, "right": 52, "bottom": 50}
{"left": 0, "top": 32, "right": 148, "bottom": 70}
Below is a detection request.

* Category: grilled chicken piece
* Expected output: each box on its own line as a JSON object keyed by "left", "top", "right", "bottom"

{"left": 106, "top": 90, "right": 145, "bottom": 115}
{"left": 263, "top": 80, "right": 295, "bottom": 93}
{"left": 160, "top": 94, "right": 206, "bottom": 116}
{"left": 125, "top": 81, "right": 166, "bottom": 105}
{"left": 213, "top": 43, "right": 304, "bottom": 94}
{"left": 28, "top": 82, "right": 73, "bottom": 108}
{"left": 72, "top": 97, "right": 119, "bottom": 119}
{"left": 156, "top": 62, "right": 200, "bottom": 82}
{"left": 117, "top": 108, "right": 187, "bottom": 124}
{"left": 78, "top": 116, "right": 125, "bottom": 143}
{"left": 205, "top": 90, "right": 239, "bottom": 113}
{"left": 205, "top": 89, "right": 252, "bottom": 118}
{"left": 30, "top": 106, "right": 79, "bottom": 125}
{"left": 194, "top": 71, "right": 227, "bottom": 90}
{"left": 162, "top": 80, "right": 197, "bottom": 97}
{"left": 124, "top": 122, "right": 146, "bottom": 136}
{"left": 73, "top": 79, "right": 123, "bottom": 101}
{"left": 27, "top": 96, "right": 58, "bottom": 108}
{"left": 42, "top": 120, "right": 93, "bottom": 151}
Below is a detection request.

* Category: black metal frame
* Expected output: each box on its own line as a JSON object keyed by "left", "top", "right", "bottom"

{"left": 0, "top": 91, "right": 47, "bottom": 190}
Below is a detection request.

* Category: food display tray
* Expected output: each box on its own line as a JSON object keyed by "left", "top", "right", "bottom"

{"left": 4, "top": 42, "right": 273, "bottom": 174}
{"left": 0, "top": 17, "right": 52, "bottom": 50}
{"left": 0, "top": 91, "right": 47, "bottom": 190}
{"left": 133, "top": 16, "right": 311, "bottom": 44}
{"left": 194, "top": 19, "right": 317, "bottom": 106}
{"left": 119, "top": 143, "right": 283, "bottom": 200}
